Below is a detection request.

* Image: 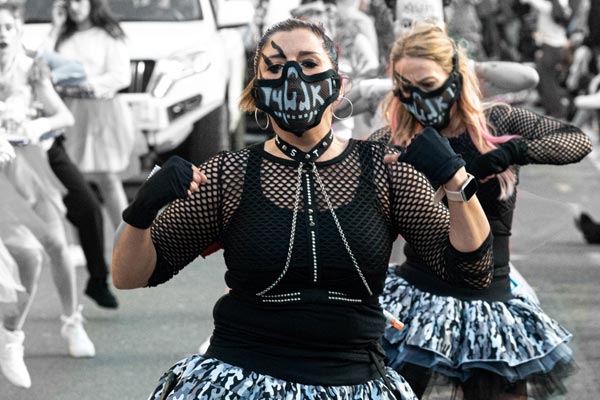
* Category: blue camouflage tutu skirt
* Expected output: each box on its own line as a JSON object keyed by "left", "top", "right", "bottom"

{"left": 148, "top": 356, "right": 418, "bottom": 400}
{"left": 380, "top": 267, "right": 576, "bottom": 399}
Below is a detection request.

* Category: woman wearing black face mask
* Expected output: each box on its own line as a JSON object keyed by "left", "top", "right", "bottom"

{"left": 112, "top": 18, "right": 494, "bottom": 400}
{"left": 371, "top": 22, "right": 592, "bottom": 400}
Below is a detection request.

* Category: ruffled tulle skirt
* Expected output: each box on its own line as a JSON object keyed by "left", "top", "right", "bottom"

{"left": 148, "top": 355, "right": 418, "bottom": 400}
{"left": 380, "top": 267, "right": 576, "bottom": 399}
{"left": 3, "top": 145, "right": 67, "bottom": 215}
{"left": 0, "top": 173, "right": 55, "bottom": 244}
{"left": 63, "top": 96, "right": 136, "bottom": 173}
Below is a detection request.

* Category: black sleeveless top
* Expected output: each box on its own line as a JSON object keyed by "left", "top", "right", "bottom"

{"left": 370, "top": 105, "right": 592, "bottom": 302}
{"left": 148, "top": 139, "right": 494, "bottom": 385}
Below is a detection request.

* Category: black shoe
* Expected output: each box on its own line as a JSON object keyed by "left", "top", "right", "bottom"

{"left": 575, "top": 213, "right": 600, "bottom": 244}
{"left": 85, "top": 280, "right": 119, "bottom": 309}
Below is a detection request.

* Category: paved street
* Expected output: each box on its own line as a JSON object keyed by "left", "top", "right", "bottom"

{"left": 2, "top": 140, "right": 600, "bottom": 399}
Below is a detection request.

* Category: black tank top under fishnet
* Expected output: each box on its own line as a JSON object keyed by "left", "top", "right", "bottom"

{"left": 370, "top": 105, "right": 592, "bottom": 302}
{"left": 148, "top": 138, "right": 494, "bottom": 384}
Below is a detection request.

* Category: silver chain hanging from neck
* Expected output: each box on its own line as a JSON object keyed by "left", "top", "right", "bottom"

{"left": 312, "top": 164, "right": 373, "bottom": 296}
{"left": 256, "top": 161, "right": 373, "bottom": 297}
{"left": 256, "top": 163, "right": 304, "bottom": 296}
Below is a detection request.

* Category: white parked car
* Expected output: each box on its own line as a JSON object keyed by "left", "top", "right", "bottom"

{"left": 22, "top": 0, "right": 254, "bottom": 166}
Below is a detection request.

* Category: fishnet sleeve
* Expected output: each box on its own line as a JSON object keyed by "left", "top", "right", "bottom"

{"left": 488, "top": 105, "right": 592, "bottom": 164}
{"left": 147, "top": 154, "right": 224, "bottom": 286}
{"left": 367, "top": 126, "right": 392, "bottom": 144}
{"left": 387, "top": 157, "right": 493, "bottom": 289}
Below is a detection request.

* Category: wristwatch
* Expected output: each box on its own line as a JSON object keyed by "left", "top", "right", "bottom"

{"left": 443, "top": 174, "right": 478, "bottom": 202}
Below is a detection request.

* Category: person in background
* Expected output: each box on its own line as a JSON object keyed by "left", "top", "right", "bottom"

{"left": 0, "top": 1, "right": 96, "bottom": 388}
{"left": 371, "top": 22, "right": 591, "bottom": 399}
{"left": 521, "top": 0, "right": 573, "bottom": 119}
{"left": 112, "top": 18, "right": 494, "bottom": 400}
{"left": 0, "top": 135, "right": 43, "bottom": 389}
{"left": 336, "top": 0, "right": 379, "bottom": 60}
{"left": 445, "top": 0, "right": 486, "bottom": 60}
{"left": 50, "top": 0, "right": 134, "bottom": 233}
{"left": 24, "top": 0, "right": 121, "bottom": 309}
{"left": 340, "top": 0, "right": 541, "bottom": 137}
{"left": 360, "top": 0, "right": 395, "bottom": 71}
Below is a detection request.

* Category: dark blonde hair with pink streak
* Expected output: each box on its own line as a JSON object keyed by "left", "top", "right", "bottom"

{"left": 383, "top": 22, "right": 519, "bottom": 200}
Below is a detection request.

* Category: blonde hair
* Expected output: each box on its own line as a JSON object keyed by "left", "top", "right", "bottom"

{"left": 383, "top": 22, "right": 519, "bottom": 199}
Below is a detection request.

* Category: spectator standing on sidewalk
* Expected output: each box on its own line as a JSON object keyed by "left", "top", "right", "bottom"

{"left": 522, "top": 0, "right": 573, "bottom": 119}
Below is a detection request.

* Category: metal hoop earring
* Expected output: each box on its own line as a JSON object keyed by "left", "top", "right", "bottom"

{"left": 254, "top": 109, "right": 270, "bottom": 130}
{"left": 332, "top": 96, "right": 354, "bottom": 121}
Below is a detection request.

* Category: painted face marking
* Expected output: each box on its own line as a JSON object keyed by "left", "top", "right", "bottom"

{"left": 261, "top": 53, "right": 273, "bottom": 67}
{"left": 270, "top": 40, "right": 286, "bottom": 60}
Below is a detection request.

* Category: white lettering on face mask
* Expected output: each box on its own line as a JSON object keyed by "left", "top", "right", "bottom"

{"left": 253, "top": 62, "right": 340, "bottom": 136}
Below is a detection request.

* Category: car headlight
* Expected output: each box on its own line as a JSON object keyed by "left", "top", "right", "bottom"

{"left": 149, "top": 51, "right": 211, "bottom": 98}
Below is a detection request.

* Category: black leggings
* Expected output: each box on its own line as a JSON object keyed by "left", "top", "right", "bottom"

{"left": 47, "top": 137, "right": 108, "bottom": 282}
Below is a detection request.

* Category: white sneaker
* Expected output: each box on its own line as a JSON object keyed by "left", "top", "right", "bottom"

{"left": 60, "top": 305, "right": 96, "bottom": 358}
{"left": 0, "top": 326, "right": 31, "bottom": 388}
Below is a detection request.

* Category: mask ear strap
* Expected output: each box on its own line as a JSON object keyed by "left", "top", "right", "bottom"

{"left": 450, "top": 44, "right": 463, "bottom": 85}
{"left": 452, "top": 52, "right": 459, "bottom": 72}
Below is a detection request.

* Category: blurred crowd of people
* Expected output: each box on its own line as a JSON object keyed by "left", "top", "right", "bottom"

{"left": 250, "top": 0, "right": 600, "bottom": 245}
{"left": 249, "top": 0, "right": 600, "bottom": 141}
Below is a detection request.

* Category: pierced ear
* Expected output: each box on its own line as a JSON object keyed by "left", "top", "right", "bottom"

{"left": 338, "top": 73, "right": 350, "bottom": 97}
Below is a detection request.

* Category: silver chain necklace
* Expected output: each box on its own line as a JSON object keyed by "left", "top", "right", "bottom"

{"left": 256, "top": 160, "right": 373, "bottom": 297}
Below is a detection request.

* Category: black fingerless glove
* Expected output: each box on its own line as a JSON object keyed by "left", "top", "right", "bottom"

{"left": 470, "top": 139, "right": 528, "bottom": 180}
{"left": 122, "top": 156, "right": 194, "bottom": 229}
{"left": 398, "top": 127, "right": 466, "bottom": 185}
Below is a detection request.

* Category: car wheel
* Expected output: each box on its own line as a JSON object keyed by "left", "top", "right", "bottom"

{"left": 186, "top": 103, "right": 230, "bottom": 165}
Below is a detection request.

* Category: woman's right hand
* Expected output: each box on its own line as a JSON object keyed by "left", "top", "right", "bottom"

{"left": 122, "top": 156, "right": 207, "bottom": 229}
{"left": 386, "top": 127, "right": 466, "bottom": 186}
{"left": 52, "top": 0, "right": 68, "bottom": 28}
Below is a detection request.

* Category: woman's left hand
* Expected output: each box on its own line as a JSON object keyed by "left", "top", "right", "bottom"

{"left": 469, "top": 139, "right": 528, "bottom": 182}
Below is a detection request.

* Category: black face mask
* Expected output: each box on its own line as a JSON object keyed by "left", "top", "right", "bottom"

{"left": 252, "top": 61, "right": 340, "bottom": 137}
{"left": 394, "top": 55, "right": 462, "bottom": 131}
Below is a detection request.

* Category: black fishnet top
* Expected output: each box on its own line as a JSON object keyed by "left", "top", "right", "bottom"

{"left": 147, "top": 139, "right": 494, "bottom": 385}
{"left": 370, "top": 105, "right": 592, "bottom": 301}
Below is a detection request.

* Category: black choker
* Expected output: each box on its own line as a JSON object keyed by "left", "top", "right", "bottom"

{"left": 275, "top": 131, "right": 334, "bottom": 163}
